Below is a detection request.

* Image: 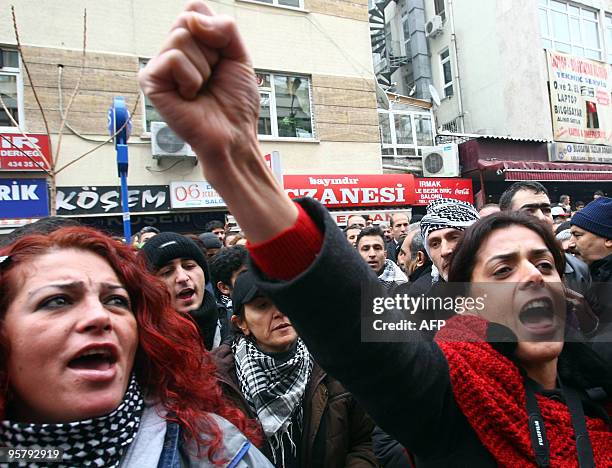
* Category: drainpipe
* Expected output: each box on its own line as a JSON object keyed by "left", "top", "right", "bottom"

{"left": 448, "top": 0, "right": 465, "bottom": 133}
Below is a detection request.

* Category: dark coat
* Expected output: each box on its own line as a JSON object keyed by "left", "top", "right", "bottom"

{"left": 249, "top": 198, "right": 612, "bottom": 467}
{"left": 210, "top": 344, "right": 378, "bottom": 468}
{"left": 564, "top": 253, "right": 591, "bottom": 296}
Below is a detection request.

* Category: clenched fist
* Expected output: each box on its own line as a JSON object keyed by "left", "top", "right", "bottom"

{"left": 138, "top": 1, "right": 260, "bottom": 185}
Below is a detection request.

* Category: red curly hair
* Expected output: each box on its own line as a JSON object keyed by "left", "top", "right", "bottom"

{"left": 0, "top": 226, "right": 261, "bottom": 463}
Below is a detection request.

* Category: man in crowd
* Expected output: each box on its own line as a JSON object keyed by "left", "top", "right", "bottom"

{"left": 132, "top": 226, "right": 160, "bottom": 248}
{"left": 594, "top": 190, "right": 604, "bottom": 200}
{"left": 204, "top": 219, "right": 226, "bottom": 244}
{"left": 347, "top": 214, "right": 366, "bottom": 229}
{"left": 387, "top": 212, "right": 410, "bottom": 263}
{"left": 343, "top": 223, "right": 362, "bottom": 247}
{"left": 199, "top": 232, "right": 223, "bottom": 259}
{"left": 209, "top": 245, "right": 249, "bottom": 332}
{"left": 559, "top": 194, "right": 571, "bottom": 215}
{"left": 570, "top": 197, "right": 612, "bottom": 283}
{"left": 379, "top": 222, "right": 392, "bottom": 242}
{"left": 356, "top": 226, "right": 407, "bottom": 291}
{"left": 396, "top": 223, "right": 420, "bottom": 273}
{"left": 140, "top": 232, "right": 227, "bottom": 350}
{"left": 499, "top": 181, "right": 590, "bottom": 295}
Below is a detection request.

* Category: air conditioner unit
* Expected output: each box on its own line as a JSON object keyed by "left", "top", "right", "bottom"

{"left": 425, "top": 15, "right": 444, "bottom": 38}
{"left": 150, "top": 122, "right": 196, "bottom": 159}
{"left": 422, "top": 144, "right": 459, "bottom": 177}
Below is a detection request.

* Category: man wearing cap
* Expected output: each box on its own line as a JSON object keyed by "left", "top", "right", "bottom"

{"left": 199, "top": 232, "right": 223, "bottom": 259}
{"left": 140, "top": 232, "right": 227, "bottom": 350}
{"left": 571, "top": 197, "right": 612, "bottom": 356}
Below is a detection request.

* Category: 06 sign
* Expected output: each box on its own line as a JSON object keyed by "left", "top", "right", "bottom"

{"left": 169, "top": 181, "right": 226, "bottom": 209}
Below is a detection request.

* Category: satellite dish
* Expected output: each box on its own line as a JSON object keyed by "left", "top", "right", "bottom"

{"left": 375, "top": 82, "right": 390, "bottom": 110}
{"left": 428, "top": 84, "right": 441, "bottom": 107}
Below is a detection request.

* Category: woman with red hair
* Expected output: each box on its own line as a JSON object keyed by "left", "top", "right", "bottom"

{"left": 0, "top": 226, "right": 272, "bottom": 467}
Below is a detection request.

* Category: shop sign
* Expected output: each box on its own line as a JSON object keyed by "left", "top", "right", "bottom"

{"left": 264, "top": 151, "right": 283, "bottom": 186}
{"left": 0, "top": 133, "right": 52, "bottom": 171}
{"left": 169, "top": 181, "right": 226, "bottom": 209}
{"left": 283, "top": 174, "right": 414, "bottom": 208}
{"left": 56, "top": 185, "right": 170, "bottom": 216}
{"left": 547, "top": 51, "right": 611, "bottom": 145}
{"left": 0, "top": 178, "right": 49, "bottom": 218}
{"left": 413, "top": 178, "right": 473, "bottom": 206}
{"left": 331, "top": 209, "right": 412, "bottom": 226}
{"left": 550, "top": 142, "right": 612, "bottom": 163}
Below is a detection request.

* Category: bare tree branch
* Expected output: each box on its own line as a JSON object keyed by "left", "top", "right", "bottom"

{"left": 55, "top": 93, "right": 141, "bottom": 174}
{"left": 0, "top": 95, "right": 52, "bottom": 176}
{"left": 54, "top": 8, "right": 87, "bottom": 167}
{"left": 11, "top": 5, "right": 52, "bottom": 161}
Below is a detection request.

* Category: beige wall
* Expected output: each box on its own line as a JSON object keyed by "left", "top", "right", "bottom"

{"left": 1, "top": 0, "right": 382, "bottom": 187}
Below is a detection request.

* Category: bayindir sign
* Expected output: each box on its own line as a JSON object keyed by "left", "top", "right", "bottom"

{"left": 284, "top": 175, "right": 413, "bottom": 208}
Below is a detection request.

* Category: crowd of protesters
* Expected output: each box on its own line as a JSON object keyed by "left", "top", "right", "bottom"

{"left": 0, "top": 2, "right": 611, "bottom": 466}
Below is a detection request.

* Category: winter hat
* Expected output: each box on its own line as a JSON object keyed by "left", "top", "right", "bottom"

{"left": 199, "top": 232, "right": 223, "bottom": 250}
{"left": 231, "top": 270, "right": 263, "bottom": 317}
{"left": 140, "top": 232, "right": 209, "bottom": 282}
{"left": 571, "top": 197, "right": 612, "bottom": 240}
{"left": 420, "top": 198, "right": 480, "bottom": 258}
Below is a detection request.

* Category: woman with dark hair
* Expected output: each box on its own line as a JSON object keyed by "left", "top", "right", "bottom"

{"left": 0, "top": 227, "right": 272, "bottom": 467}
{"left": 139, "top": 4, "right": 612, "bottom": 465}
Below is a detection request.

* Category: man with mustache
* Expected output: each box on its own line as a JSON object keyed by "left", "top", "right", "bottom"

{"left": 140, "top": 232, "right": 226, "bottom": 350}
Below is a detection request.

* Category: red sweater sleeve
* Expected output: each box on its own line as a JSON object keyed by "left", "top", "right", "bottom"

{"left": 247, "top": 203, "right": 324, "bottom": 281}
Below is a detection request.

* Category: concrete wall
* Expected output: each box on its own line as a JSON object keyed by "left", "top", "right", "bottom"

{"left": 0, "top": 0, "right": 382, "bottom": 189}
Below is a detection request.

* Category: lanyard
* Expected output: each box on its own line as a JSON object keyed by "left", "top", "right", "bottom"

{"left": 524, "top": 377, "right": 595, "bottom": 468}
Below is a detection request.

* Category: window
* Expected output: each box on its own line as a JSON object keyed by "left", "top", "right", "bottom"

{"left": 439, "top": 48, "right": 453, "bottom": 97}
{"left": 377, "top": 110, "right": 434, "bottom": 157}
{"left": 139, "top": 59, "right": 163, "bottom": 133}
{"left": 539, "top": 0, "right": 602, "bottom": 61}
{"left": 256, "top": 71, "right": 314, "bottom": 139}
{"left": 402, "top": 11, "right": 412, "bottom": 58}
{"left": 0, "top": 48, "right": 22, "bottom": 129}
{"left": 606, "top": 14, "right": 612, "bottom": 64}
{"left": 247, "top": 0, "right": 303, "bottom": 8}
{"left": 434, "top": 0, "right": 446, "bottom": 22}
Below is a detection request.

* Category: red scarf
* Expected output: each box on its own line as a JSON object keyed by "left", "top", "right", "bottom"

{"left": 435, "top": 315, "right": 612, "bottom": 467}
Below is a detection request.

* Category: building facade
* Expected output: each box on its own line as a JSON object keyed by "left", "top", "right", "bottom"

{"left": 0, "top": 0, "right": 381, "bottom": 234}
{"left": 371, "top": 0, "right": 612, "bottom": 203}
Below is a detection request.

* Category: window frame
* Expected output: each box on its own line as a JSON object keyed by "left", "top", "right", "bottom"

{"left": 434, "top": 0, "right": 446, "bottom": 22}
{"left": 0, "top": 47, "right": 24, "bottom": 132}
{"left": 377, "top": 109, "right": 434, "bottom": 157}
{"left": 606, "top": 14, "right": 612, "bottom": 64}
{"left": 538, "top": 0, "right": 603, "bottom": 61}
{"left": 237, "top": 0, "right": 305, "bottom": 11}
{"left": 439, "top": 48, "right": 454, "bottom": 98}
{"left": 256, "top": 71, "right": 316, "bottom": 141}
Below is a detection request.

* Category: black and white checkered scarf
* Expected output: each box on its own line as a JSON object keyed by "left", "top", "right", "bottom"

{"left": 378, "top": 259, "right": 408, "bottom": 290}
{"left": 232, "top": 336, "right": 312, "bottom": 466}
{"left": 420, "top": 198, "right": 480, "bottom": 256}
{"left": 0, "top": 375, "right": 144, "bottom": 468}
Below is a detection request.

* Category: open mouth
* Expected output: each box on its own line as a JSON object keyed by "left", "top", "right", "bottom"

{"left": 519, "top": 298, "right": 556, "bottom": 335}
{"left": 177, "top": 288, "right": 195, "bottom": 300}
{"left": 273, "top": 323, "right": 292, "bottom": 332}
{"left": 68, "top": 347, "right": 117, "bottom": 371}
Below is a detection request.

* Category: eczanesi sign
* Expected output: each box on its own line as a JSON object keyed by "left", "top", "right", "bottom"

{"left": 283, "top": 175, "right": 413, "bottom": 208}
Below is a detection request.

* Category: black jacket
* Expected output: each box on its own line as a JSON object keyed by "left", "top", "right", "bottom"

{"left": 250, "top": 198, "right": 612, "bottom": 467}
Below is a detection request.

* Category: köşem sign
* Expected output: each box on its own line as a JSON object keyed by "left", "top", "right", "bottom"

{"left": 56, "top": 185, "right": 170, "bottom": 216}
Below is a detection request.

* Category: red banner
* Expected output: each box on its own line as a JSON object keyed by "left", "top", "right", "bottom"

{"left": 0, "top": 133, "right": 52, "bottom": 171}
{"left": 283, "top": 174, "right": 414, "bottom": 208}
{"left": 413, "top": 177, "right": 473, "bottom": 206}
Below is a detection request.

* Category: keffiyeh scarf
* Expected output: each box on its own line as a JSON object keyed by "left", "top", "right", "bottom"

{"left": 232, "top": 336, "right": 312, "bottom": 466}
{"left": 378, "top": 259, "right": 408, "bottom": 290}
{"left": 420, "top": 197, "right": 480, "bottom": 258}
{"left": 0, "top": 376, "right": 144, "bottom": 468}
